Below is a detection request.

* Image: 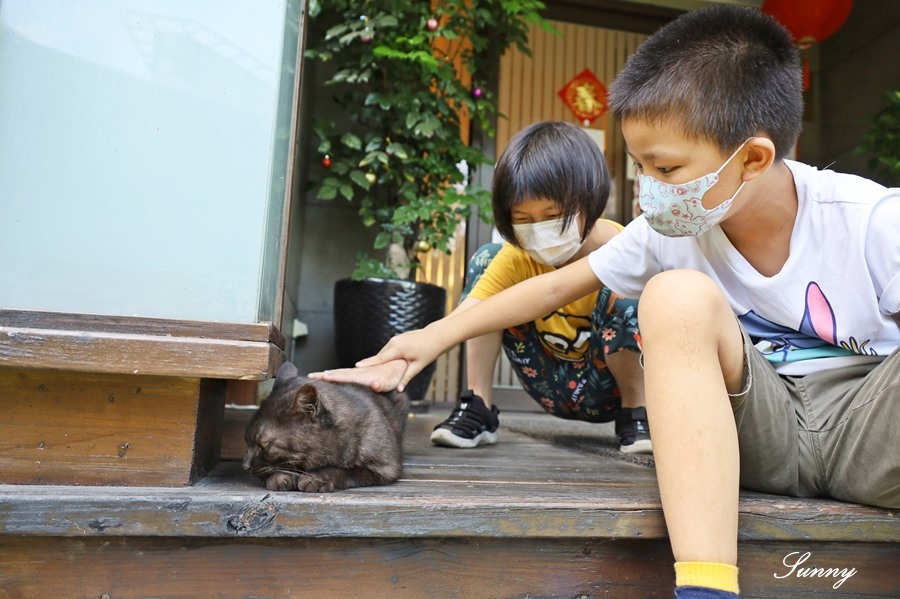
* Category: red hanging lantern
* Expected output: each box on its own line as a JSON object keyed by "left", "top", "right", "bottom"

{"left": 762, "top": 0, "right": 853, "bottom": 90}
{"left": 762, "top": 0, "right": 852, "bottom": 49}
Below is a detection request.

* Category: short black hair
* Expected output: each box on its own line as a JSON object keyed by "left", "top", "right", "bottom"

{"left": 609, "top": 5, "right": 803, "bottom": 159}
{"left": 492, "top": 121, "right": 610, "bottom": 247}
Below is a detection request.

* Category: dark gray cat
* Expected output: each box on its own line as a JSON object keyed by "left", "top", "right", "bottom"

{"left": 243, "top": 361, "right": 409, "bottom": 492}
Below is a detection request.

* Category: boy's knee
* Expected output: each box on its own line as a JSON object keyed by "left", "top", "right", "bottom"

{"left": 638, "top": 270, "right": 736, "bottom": 342}
{"left": 639, "top": 270, "right": 730, "bottom": 330}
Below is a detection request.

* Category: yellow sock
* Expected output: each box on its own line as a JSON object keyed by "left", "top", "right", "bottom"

{"left": 675, "top": 561, "right": 740, "bottom": 594}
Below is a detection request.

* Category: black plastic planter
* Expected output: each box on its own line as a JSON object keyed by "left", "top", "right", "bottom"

{"left": 333, "top": 278, "right": 447, "bottom": 408}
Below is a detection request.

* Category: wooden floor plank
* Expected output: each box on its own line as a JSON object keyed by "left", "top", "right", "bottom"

{"left": 0, "top": 415, "right": 895, "bottom": 544}
{"left": 1, "top": 537, "right": 897, "bottom": 599}
{"left": 1, "top": 411, "right": 897, "bottom": 597}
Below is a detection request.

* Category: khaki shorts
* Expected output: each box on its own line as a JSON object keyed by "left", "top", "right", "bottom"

{"left": 731, "top": 325, "right": 900, "bottom": 509}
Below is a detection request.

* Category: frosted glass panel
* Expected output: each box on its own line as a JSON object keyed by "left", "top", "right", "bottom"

{"left": 0, "top": 0, "right": 299, "bottom": 323}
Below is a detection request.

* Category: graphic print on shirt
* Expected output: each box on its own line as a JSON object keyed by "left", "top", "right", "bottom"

{"left": 537, "top": 310, "right": 592, "bottom": 361}
{"left": 799, "top": 281, "right": 836, "bottom": 345}
{"left": 739, "top": 282, "right": 877, "bottom": 363}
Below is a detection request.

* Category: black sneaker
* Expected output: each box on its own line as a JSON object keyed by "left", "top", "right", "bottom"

{"left": 431, "top": 390, "right": 500, "bottom": 448}
{"left": 615, "top": 407, "right": 653, "bottom": 454}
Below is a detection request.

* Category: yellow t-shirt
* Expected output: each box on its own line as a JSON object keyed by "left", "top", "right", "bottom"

{"left": 468, "top": 219, "right": 623, "bottom": 362}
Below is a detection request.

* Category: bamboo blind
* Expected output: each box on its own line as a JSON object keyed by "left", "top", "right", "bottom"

{"left": 497, "top": 21, "right": 647, "bottom": 178}
{"left": 420, "top": 20, "right": 648, "bottom": 401}
{"left": 415, "top": 222, "right": 467, "bottom": 403}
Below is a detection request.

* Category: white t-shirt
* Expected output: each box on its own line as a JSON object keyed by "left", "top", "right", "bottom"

{"left": 589, "top": 160, "right": 900, "bottom": 375}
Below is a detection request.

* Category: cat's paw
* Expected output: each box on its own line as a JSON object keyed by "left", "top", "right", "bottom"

{"left": 296, "top": 474, "right": 338, "bottom": 493}
{"left": 265, "top": 473, "right": 296, "bottom": 492}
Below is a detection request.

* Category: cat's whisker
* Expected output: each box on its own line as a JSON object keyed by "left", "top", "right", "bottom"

{"left": 273, "top": 465, "right": 312, "bottom": 477}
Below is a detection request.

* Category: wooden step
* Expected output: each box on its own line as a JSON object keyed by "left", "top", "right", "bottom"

{"left": 0, "top": 367, "right": 226, "bottom": 486}
{"left": 0, "top": 310, "right": 285, "bottom": 487}
{"left": 0, "top": 414, "right": 896, "bottom": 598}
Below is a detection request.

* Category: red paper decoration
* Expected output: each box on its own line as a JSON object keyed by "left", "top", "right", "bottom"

{"left": 558, "top": 68, "right": 608, "bottom": 126}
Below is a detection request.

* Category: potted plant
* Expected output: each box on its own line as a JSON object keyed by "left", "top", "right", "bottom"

{"left": 305, "top": 0, "right": 547, "bottom": 402}
{"left": 854, "top": 90, "right": 900, "bottom": 187}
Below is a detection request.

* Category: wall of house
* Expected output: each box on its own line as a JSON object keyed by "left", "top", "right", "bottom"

{"left": 285, "top": 34, "right": 381, "bottom": 374}
{"left": 802, "top": 0, "right": 900, "bottom": 180}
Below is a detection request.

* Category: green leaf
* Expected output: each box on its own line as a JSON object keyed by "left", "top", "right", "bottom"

{"left": 324, "top": 24, "right": 348, "bottom": 41}
{"left": 359, "top": 151, "right": 390, "bottom": 167}
{"left": 316, "top": 187, "right": 337, "bottom": 201}
{"left": 338, "top": 184, "right": 354, "bottom": 200}
{"left": 373, "top": 231, "right": 391, "bottom": 249}
{"left": 316, "top": 178, "right": 340, "bottom": 200}
{"left": 340, "top": 133, "right": 362, "bottom": 150}
{"left": 414, "top": 116, "right": 441, "bottom": 136}
{"left": 349, "top": 169, "right": 371, "bottom": 190}
{"left": 386, "top": 143, "right": 409, "bottom": 159}
{"left": 371, "top": 15, "right": 399, "bottom": 28}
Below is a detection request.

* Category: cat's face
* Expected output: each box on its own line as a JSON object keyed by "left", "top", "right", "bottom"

{"left": 242, "top": 369, "right": 332, "bottom": 483}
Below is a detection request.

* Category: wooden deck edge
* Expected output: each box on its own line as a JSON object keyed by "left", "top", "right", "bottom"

{"left": 0, "top": 485, "right": 667, "bottom": 540}
{"left": 0, "top": 310, "right": 286, "bottom": 348}
{"left": 0, "top": 326, "right": 284, "bottom": 380}
{"left": 0, "top": 482, "right": 894, "bottom": 543}
{"left": 0, "top": 309, "right": 285, "bottom": 380}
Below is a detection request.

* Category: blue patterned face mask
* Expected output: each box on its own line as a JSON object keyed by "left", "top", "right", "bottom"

{"left": 638, "top": 139, "right": 751, "bottom": 237}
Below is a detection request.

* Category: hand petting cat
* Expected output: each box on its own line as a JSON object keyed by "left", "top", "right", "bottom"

{"left": 309, "top": 357, "right": 411, "bottom": 393}
{"left": 310, "top": 325, "right": 449, "bottom": 392}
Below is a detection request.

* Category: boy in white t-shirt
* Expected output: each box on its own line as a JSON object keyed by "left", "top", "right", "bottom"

{"left": 312, "top": 6, "right": 899, "bottom": 597}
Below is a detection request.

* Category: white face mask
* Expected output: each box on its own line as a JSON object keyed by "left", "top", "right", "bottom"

{"left": 512, "top": 215, "right": 584, "bottom": 266}
{"left": 638, "top": 139, "right": 751, "bottom": 237}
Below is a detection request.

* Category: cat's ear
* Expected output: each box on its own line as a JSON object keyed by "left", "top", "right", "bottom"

{"left": 290, "top": 383, "right": 320, "bottom": 417}
{"left": 276, "top": 361, "right": 299, "bottom": 383}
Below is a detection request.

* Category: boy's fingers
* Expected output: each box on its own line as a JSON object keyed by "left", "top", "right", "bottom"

{"left": 356, "top": 355, "right": 385, "bottom": 367}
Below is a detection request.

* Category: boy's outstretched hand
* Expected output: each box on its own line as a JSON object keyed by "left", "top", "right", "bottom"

{"left": 308, "top": 359, "right": 409, "bottom": 393}
{"left": 309, "top": 326, "right": 447, "bottom": 393}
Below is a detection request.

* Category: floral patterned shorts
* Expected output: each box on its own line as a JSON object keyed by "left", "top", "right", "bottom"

{"left": 462, "top": 244, "right": 642, "bottom": 423}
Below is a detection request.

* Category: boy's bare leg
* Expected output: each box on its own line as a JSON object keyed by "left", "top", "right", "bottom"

{"left": 638, "top": 270, "right": 746, "bottom": 565}
{"left": 463, "top": 330, "right": 503, "bottom": 406}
